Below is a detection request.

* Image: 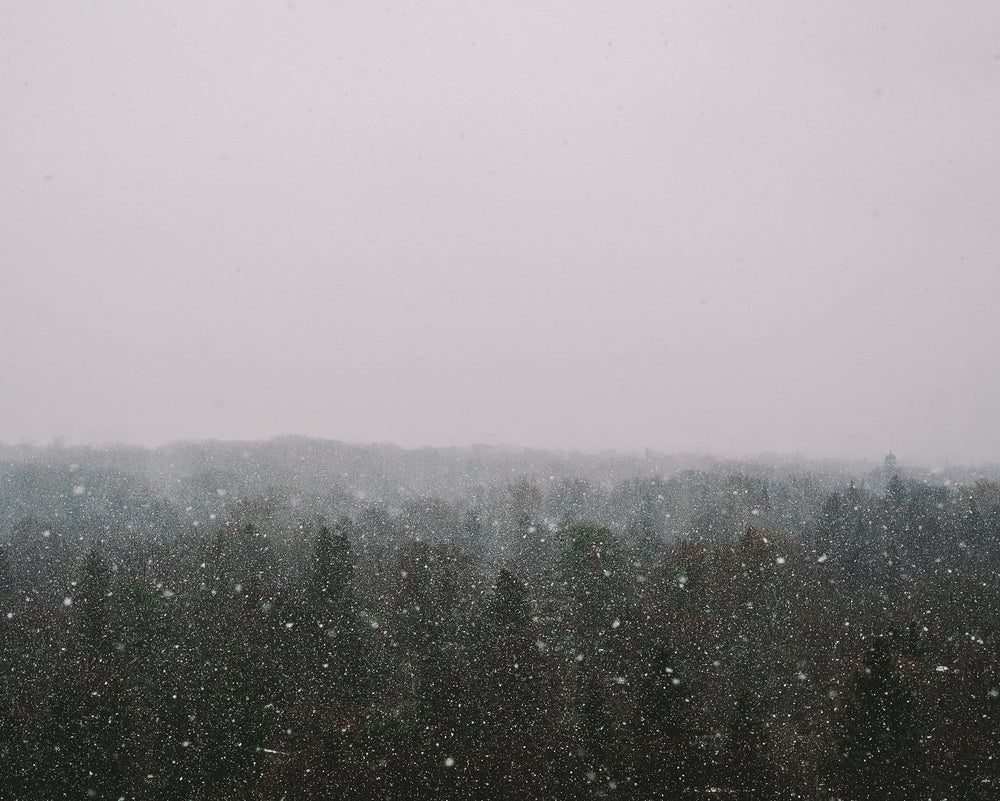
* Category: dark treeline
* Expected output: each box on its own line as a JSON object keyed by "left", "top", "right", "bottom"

{"left": 1, "top": 441, "right": 1000, "bottom": 799}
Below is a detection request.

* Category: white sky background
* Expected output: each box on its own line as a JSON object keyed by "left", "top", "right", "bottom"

{"left": 2, "top": 1, "right": 999, "bottom": 464}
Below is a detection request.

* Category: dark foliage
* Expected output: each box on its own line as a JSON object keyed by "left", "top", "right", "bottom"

{"left": 0, "top": 443, "right": 998, "bottom": 798}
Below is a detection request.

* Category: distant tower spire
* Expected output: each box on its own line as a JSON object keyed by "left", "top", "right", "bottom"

{"left": 882, "top": 452, "right": 899, "bottom": 489}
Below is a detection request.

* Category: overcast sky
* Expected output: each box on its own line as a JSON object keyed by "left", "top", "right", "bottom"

{"left": 3, "top": 1, "right": 999, "bottom": 464}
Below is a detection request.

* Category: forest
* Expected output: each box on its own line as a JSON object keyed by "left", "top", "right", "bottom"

{"left": 1, "top": 438, "right": 999, "bottom": 800}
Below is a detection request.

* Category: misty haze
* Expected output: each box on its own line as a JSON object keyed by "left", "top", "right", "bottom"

{"left": 3, "top": 1, "right": 999, "bottom": 798}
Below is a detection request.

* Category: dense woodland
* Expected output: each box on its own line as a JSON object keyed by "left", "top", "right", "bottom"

{"left": 2, "top": 439, "right": 1000, "bottom": 799}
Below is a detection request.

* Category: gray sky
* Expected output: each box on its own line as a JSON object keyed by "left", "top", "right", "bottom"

{"left": 3, "top": 1, "right": 999, "bottom": 464}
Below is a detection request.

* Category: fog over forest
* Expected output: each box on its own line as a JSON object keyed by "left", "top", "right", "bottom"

{"left": 4, "top": 1, "right": 1000, "bottom": 797}
{"left": 2, "top": 438, "right": 1000, "bottom": 797}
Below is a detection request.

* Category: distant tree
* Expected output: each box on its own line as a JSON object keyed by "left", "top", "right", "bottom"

{"left": 304, "top": 520, "right": 362, "bottom": 700}
{"left": 9, "top": 516, "right": 76, "bottom": 603}
{"left": 617, "top": 607, "right": 697, "bottom": 798}
{"left": 472, "top": 569, "right": 550, "bottom": 798}
{"left": 400, "top": 498, "right": 462, "bottom": 544}
{"left": 828, "top": 638, "right": 923, "bottom": 800}
{"left": 495, "top": 479, "right": 544, "bottom": 562}
{"left": 481, "top": 567, "right": 540, "bottom": 716}
{"left": 487, "top": 568, "right": 530, "bottom": 638}
{"left": 309, "top": 521, "right": 354, "bottom": 623}
{"left": 0, "top": 546, "right": 23, "bottom": 792}
{"left": 208, "top": 520, "right": 273, "bottom": 608}
{"left": 459, "top": 508, "right": 487, "bottom": 557}
{"left": 391, "top": 541, "right": 480, "bottom": 776}
{"left": 0, "top": 546, "right": 13, "bottom": 612}
{"left": 556, "top": 522, "right": 628, "bottom": 641}
{"left": 77, "top": 546, "right": 112, "bottom": 647}
{"left": 548, "top": 477, "right": 602, "bottom": 528}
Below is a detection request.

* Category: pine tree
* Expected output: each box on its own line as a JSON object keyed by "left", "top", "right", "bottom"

{"left": 310, "top": 521, "right": 354, "bottom": 626}
{"left": 830, "top": 638, "right": 922, "bottom": 800}
{"left": 78, "top": 546, "right": 111, "bottom": 647}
